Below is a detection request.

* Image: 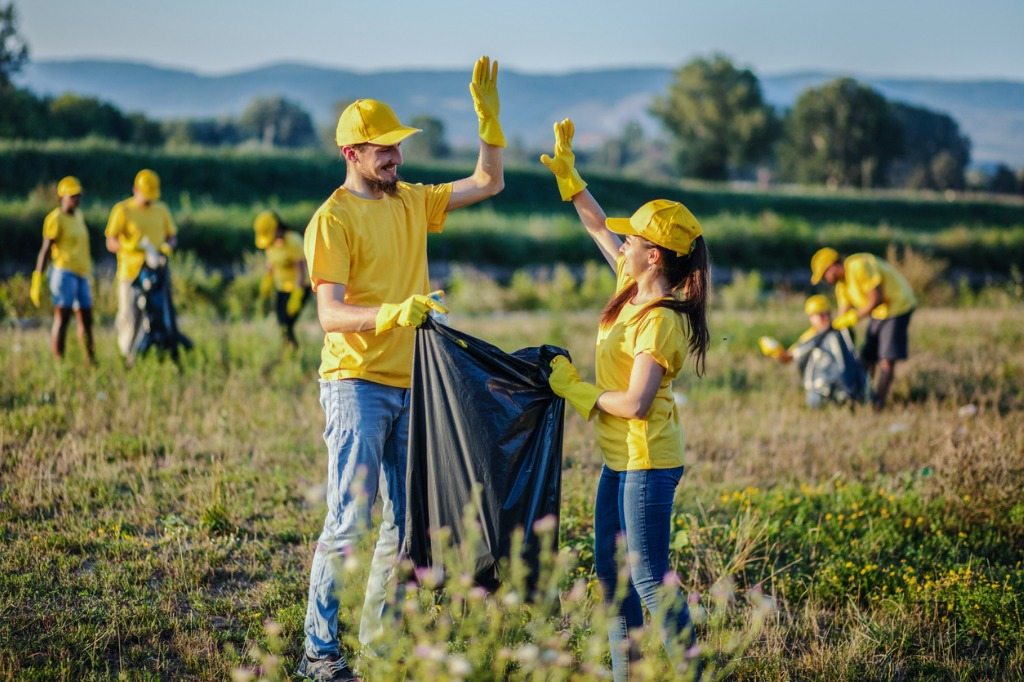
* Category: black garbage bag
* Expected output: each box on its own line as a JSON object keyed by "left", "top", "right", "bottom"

{"left": 128, "top": 249, "right": 193, "bottom": 366}
{"left": 404, "top": 318, "right": 567, "bottom": 590}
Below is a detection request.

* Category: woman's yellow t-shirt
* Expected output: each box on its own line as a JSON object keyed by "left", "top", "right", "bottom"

{"left": 594, "top": 256, "right": 689, "bottom": 471}
{"left": 265, "top": 231, "right": 305, "bottom": 292}
{"left": 42, "top": 208, "right": 91, "bottom": 276}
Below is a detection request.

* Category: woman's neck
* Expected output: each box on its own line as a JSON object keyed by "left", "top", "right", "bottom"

{"left": 630, "top": 273, "right": 670, "bottom": 306}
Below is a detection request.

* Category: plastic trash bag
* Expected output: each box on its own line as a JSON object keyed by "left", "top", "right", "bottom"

{"left": 790, "top": 327, "right": 868, "bottom": 407}
{"left": 403, "top": 318, "right": 567, "bottom": 590}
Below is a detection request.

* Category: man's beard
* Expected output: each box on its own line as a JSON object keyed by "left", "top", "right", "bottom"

{"left": 363, "top": 172, "right": 401, "bottom": 197}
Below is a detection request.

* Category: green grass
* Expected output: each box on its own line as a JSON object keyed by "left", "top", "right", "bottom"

{"left": 2, "top": 298, "right": 1023, "bottom": 680}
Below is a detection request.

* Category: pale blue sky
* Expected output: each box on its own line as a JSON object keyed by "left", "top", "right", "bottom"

{"left": 19, "top": 0, "right": 1024, "bottom": 80}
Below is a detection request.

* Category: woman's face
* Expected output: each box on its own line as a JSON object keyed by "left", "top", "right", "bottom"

{"left": 619, "top": 235, "right": 654, "bottom": 279}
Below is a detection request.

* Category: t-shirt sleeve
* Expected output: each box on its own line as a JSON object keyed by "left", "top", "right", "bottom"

{"left": 42, "top": 210, "right": 61, "bottom": 241}
{"left": 304, "top": 210, "right": 350, "bottom": 291}
{"left": 614, "top": 254, "right": 631, "bottom": 292}
{"left": 424, "top": 183, "right": 453, "bottom": 234}
{"left": 835, "top": 282, "right": 850, "bottom": 309}
{"left": 163, "top": 205, "right": 178, "bottom": 238}
{"left": 633, "top": 311, "right": 686, "bottom": 375}
{"left": 105, "top": 203, "right": 125, "bottom": 239}
{"left": 848, "top": 255, "right": 882, "bottom": 292}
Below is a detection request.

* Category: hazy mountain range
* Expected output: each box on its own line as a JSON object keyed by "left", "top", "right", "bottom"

{"left": 15, "top": 60, "right": 1024, "bottom": 167}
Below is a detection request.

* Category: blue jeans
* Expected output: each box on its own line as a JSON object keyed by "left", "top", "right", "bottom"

{"left": 594, "top": 465, "right": 694, "bottom": 681}
{"left": 303, "top": 379, "right": 409, "bottom": 660}
{"left": 49, "top": 267, "right": 92, "bottom": 309}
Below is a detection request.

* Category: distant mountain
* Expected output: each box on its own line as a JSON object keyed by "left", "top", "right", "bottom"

{"left": 14, "top": 60, "right": 1024, "bottom": 166}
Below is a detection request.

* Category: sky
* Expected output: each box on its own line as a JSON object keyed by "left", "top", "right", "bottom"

{"left": 18, "top": 0, "right": 1024, "bottom": 81}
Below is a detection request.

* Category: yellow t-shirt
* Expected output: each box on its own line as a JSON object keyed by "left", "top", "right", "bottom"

{"left": 43, "top": 208, "right": 91, "bottom": 276}
{"left": 835, "top": 254, "right": 917, "bottom": 320}
{"left": 594, "top": 256, "right": 689, "bottom": 471}
{"left": 266, "top": 231, "right": 306, "bottom": 292}
{"left": 304, "top": 181, "right": 452, "bottom": 387}
{"left": 104, "top": 199, "right": 178, "bottom": 281}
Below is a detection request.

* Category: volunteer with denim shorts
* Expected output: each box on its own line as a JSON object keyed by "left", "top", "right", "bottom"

{"left": 30, "top": 176, "right": 95, "bottom": 365}
{"left": 811, "top": 247, "right": 917, "bottom": 409}
{"left": 253, "top": 210, "right": 311, "bottom": 348}
{"left": 104, "top": 169, "right": 177, "bottom": 357}
{"left": 542, "top": 119, "right": 709, "bottom": 681}
{"left": 297, "top": 56, "right": 505, "bottom": 682}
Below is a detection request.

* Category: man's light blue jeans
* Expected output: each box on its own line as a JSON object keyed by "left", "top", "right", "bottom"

{"left": 303, "top": 379, "right": 409, "bottom": 660}
{"left": 594, "top": 464, "right": 695, "bottom": 681}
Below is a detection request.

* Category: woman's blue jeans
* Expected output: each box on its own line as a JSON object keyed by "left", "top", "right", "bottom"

{"left": 594, "top": 464, "right": 695, "bottom": 681}
{"left": 303, "top": 379, "right": 409, "bottom": 660}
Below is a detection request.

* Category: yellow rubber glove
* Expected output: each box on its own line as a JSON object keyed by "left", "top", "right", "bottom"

{"left": 548, "top": 355, "right": 603, "bottom": 420}
{"left": 286, "top": 288, "right": 304, "bottom": 317}
{"left": 540, "top": 118, "right": 588, "bottom": 201}
{"left": 30, "top": 271, "right": 43, "bottom": 308}
{"left": 758, "top": 336, "right": 784, "bottom": 358}
{"left": 470, "top": 56, "right": 506, "bottom": 148}
{"left": 375, "top": 290, "right": 449, "bottom": 335}
{"left": 832, "top": 309, "right": 859, "bottom": 330}
{"left": 258, "top": 273, "right": 274, "bottom": 300}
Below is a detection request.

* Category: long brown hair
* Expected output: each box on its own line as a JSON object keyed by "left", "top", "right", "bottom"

{"left": 599, "top": 236, "right": 711, "bottom": 377}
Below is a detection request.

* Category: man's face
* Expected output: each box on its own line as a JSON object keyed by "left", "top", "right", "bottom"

{"left": 823, "top": 263, "right": 843, "bottom": 285}
{"left": 132, "top": 187, "right": 153, "bottom": 206}
{"left": 62, "top": 193, "right": 82, "bottom": 212}
{"left": 809, "top": 312, "right": 832, "bottom": 332}
{"left": 348, "top": 143, "right": 404, "bottom": 195}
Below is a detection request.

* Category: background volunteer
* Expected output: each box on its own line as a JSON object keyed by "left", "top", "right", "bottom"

{"left": 31, "top": 175, "right": 95, "bottom": 365}
{"left": 811, "top": 247, "right": 917, "bottom": 409}
{"left": 296, "top": 56, "right": 505, "bottom": 682}
{"left": 104, "top": 169, "right": 177, "bottom": 357}
{"left": 542, "top": 119, "right": 707, "bottom": 681}
{"left": 759, "top": 294, "right": 834, "bottom": 364}
{"left": 253, "top": 210, "right": 311, "bottom": 348}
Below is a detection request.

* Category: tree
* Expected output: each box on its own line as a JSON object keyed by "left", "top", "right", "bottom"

{"left": 238, "top": 96, "right": 316, "bottom": 148}
{"left": 651, "top": 54, "right": 778, "bottom": 180}
{"left": 403, "top": 114, "right": 450, "bottom": 160}
{"left": 778, "top": 77, "right": 902, "bottom": 188}
{"left": 888, "top": 102, "right": 971, "bottom": 190}
{"left": 0, "top": 2, "right": 28, "bottom": 90}
{"left": 988, "top": 164, "right": 1018, "bottom": 194}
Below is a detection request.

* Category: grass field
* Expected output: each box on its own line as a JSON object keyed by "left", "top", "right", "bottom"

{"left": 2, "top": 299, "right": 1022, "bottom": 680}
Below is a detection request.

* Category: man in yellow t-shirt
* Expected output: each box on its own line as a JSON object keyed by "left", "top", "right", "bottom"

{"left": 811, "top": 247, "right": 918, "bottom": 409}
{"left": 30, "top": 176, "right": 95, "bottom": 365}
{"left": 104, "top": 169, "right": 178, "bottom": 357}
{"left": 298, "top": 56, "right": 506, "bottom": 681}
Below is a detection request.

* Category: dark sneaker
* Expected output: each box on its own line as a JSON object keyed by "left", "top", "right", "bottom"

{"left": 296, "top": 654, "right": 360, "bottom": 681}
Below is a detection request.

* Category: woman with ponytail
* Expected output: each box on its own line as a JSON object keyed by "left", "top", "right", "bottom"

{"left": 541, "top": 119, "right": 709, "bottom": 681}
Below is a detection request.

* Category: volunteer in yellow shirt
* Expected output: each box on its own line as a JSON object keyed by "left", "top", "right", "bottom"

{"left": 30, "top": 176, "right": 95, "bottom": 365}
{"left": 298, "top": 56, "right": 505, "bottom": 682}
{"left": 811, "top": 247, "right": 918, "bottom": 409}
{"left": 104, "top": 169, "right": 178, "bottom": 357}
{"left": 542, "top": 119, "right": 707, "bottom": 681}
{"left": 253, "top": 211, "right": 311, "bottom": 348}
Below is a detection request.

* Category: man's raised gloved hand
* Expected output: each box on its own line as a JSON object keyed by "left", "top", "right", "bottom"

{"left": 540, "top": 118, "right": 588, "bottom": 201}
{"left": 758, "top": 336, "right": 784, "bottom": 359}
{"left": 548, "top": 355, "right": 603, "bottom": 420}
{"left": 375, "top": 290, "right": 449, "bottom": 335}
{"left": 470, "top": 56, "right": 505, "bottom": 148}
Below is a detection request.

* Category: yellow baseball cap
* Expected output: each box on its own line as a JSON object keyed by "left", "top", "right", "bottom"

{"left": 804, "top": 294, "right": 832, "bottom": 316}
{"left": 605, "top": 199, "right": 702, "bottom": 256}
{"left": 335, "top": 99, "right": 421, "bottom": 147}
{"left": 810, "top": 247, "right": 839, "bottom": 285}
{"left": 57, "top": 176, "right": 82, "bottom": 198}
{"left": 134, "top": 169, "right": 161, "bottom": 201}
{"left": 253, "top": 210, "right": 279, "bottom": 249}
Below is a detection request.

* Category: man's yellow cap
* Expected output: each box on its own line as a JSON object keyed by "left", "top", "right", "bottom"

{"left": 804, "top": 294, "right": 832, "bottom": 316}
{"left": 335, "top": 99, "right": 421, "bottom": 147}
{"left": 605, "top": 199, "right": 702, "bottom": 257}
{"left": 134, "top": 169, "right": 161, "bottom": 201}
{"left": 810, "top": 247, "right": 839, "bottom": 285}
{"left": 57, "top": 176, "right": 82, "bottom": 198}
{"left": 253, "top": 211, "right": 279, "bottom": 249}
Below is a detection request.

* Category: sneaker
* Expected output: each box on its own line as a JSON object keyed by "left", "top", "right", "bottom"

{"left": 296, "top": 654, "right": 360, "bottom": 682}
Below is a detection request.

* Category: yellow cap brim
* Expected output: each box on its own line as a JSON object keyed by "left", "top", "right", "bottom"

{"left": 340, "top": 126, "right": 422, "bottom": 147}
{"left": 255, "top": 234, "right": 272, "bottom": 249}
{"left": 138, "top": 187, "right": 160, "bottom": 201}
{"left": 605, "top": 217, "right": 639, "bottom": 236}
